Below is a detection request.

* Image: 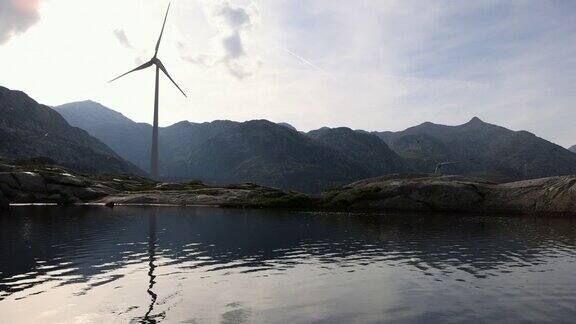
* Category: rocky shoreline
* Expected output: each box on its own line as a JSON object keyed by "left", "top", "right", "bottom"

{"left": 321, "top": 173, "right": 576, "bottom": 216}
{"left": 0, "top": 158, "right": 312, "bottom": 210}
{"left": 1, "top": 159, "right": 575, "bottom": 216}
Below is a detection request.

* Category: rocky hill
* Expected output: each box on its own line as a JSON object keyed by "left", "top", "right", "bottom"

{"left": 0, "top": 87, "right": 142, "bottom": 175}
{"left": 374, "top": 117, "right": 576, "bottom": 182}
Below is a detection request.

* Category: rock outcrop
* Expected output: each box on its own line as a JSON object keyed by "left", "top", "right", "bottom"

{"left": 321, "top": 173, "right": 576, "bottom": 215}
{"left": 97, "top": 183, "right": 312, "bottom": 209}
{"left": 0, "top": 158, "right": 312, "bottom": 209}
{"left": 0, "top": 171, "right": 117, "bottom": 205}
{"left": 1, "top": 158, "right": 575, "bottom": 215}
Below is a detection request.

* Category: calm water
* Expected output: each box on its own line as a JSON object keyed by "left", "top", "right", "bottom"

{"left": 1, "top": 207, "right": 576, "bottom": 323}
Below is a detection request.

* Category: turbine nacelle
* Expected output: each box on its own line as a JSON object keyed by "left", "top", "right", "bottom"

{"left": 109, "top": 2, "right": 186, "bottom": 98}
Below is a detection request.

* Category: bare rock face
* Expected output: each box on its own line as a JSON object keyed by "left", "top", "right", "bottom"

{"left": 321, "top": 174, "right": 576, "bottom": 215}
{"left": 483, "top": 177, "right": 576, "bottom": 213}
{"left": 0, "top": 167, "right": 116, "bottom": 204}
{"left": 0, "top": 158, "right": 312, "bottom": 209}
{"left": 97, "top": 183, "right": 312, "bottom": 209}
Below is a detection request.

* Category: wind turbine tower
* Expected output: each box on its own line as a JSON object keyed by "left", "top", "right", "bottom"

{"left": 110, "top": 3, "right": 186, "bottom": 179}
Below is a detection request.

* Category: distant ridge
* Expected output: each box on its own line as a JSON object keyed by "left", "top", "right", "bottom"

{"left": 54, "top": 101, "right": 576, "bottom": 190}
{"left": 307, "top": 127, "right": 406, "bottom": 176}
{"left": 570, "top": 145, "right": 576, "bottom": 153}
{"left": 373, "top": 117, "right": 576, "bottom": 182}
{"left": 54, "top": 102, "right": 404, "bottom": 193}
{"left": 277, "top": 122, "right": 297, "bottom": 131}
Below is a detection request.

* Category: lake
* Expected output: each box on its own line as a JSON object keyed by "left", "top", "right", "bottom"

{"left": 1, "top": 206, "right": 575, "bottom": 323}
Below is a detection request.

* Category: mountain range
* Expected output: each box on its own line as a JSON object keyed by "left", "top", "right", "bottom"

{"left": 0, "top": 86, "right": 141, "bottom": 175}
{"left": 373, "top": 117, "right": 576, "bottom": 182}
{"left": 1, "top": 85, "right": 575, "bottom": 193}
{"left": 55, "top": 101, "right": 407, "bottom": 192}
{"left": 55, "top": 100, "right": 576, "bottom": 191}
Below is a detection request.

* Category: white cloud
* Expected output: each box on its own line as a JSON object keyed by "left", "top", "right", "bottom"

{"left": 179, "top": 1, "right": 261, "bottom": 79}
{"left": 113, "top": 29, "right": 133, "bottom": 49}
{"left": 0, "top": 0, "right": 42, "bottom": 44}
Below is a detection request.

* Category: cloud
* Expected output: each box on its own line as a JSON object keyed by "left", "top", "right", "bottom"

{"left": 0, "top": 0, "right": 42, "bottom": 44}
{"left": 257, "top": 0, "right": 576, "bottom": 146}
{"left": 180, "top": 1, "right": 261, "bottom": 79}
{"left": 113, "top": 28, "right": 149, "bottom": 65}
{"left": 113, "top": 29, "right": 133, "bottom": 49}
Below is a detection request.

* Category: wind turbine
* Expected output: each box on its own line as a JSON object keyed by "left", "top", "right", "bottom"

{"left": 110, "top": 2, "right": 186, "bottom": 180}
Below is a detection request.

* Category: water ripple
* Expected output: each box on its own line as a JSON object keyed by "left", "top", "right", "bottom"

{"left": 1, "top": 207, "right": 576, "bottom": 323}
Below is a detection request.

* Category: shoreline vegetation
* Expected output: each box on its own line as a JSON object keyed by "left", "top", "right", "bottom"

{"left": 1, "top": 158, "right": 575, "bottom": 217}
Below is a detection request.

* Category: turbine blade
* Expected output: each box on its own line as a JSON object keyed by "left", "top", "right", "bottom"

{"left": 154, "top": 3, "right": 171, "bottom": 57}
{"left": 109, "top": 60, "right": 154, "bottom": 82}
{"left": 156, "top": 59, "right": 187, "bottom": 97}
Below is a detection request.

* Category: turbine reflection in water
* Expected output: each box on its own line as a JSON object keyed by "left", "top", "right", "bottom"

{"left": 133, "top": 210, "right": 164, "bottom": 323}
{"left": 0, "top": 207, "right": 575, "bottom": 323}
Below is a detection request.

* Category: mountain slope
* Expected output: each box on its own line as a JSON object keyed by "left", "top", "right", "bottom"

{"left": 307, "top": 127, "right": 406, "bottom": 176}
{"left": 55, "top": 101, "right": 243, "bottom": 173}
{"left": 570, "top": 145, "right": 576, "bottom": 153}
{"left": 374, "top": 117, "right": 576, "bottom": 181}
{"left": 56, "top": 101, "right": 153, "bottom": 169}
{"left": 0, "top": 86, "right": 142, "bottom": 175}
{"left": 172, "top": 120, "right": 368, "bottom": 192}
{"left": 56, "top": 102, "right": 374, "bottom": 192}
{"left": 56, "top": 101, "right": 576, "bottom": 190}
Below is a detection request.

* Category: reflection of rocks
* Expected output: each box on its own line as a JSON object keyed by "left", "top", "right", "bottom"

{"left": 322, "top": 173, "right": 576, "bottom": 215}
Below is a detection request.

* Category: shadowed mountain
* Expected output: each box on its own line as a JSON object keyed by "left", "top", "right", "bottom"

{"left": 170, "top": 120, "right": 370, "bottom": 192}
{"left": 570, "top": 145, "right": 576, "bottom": 153}
{"left": 373, "top": 117, "right": 576, "bottom": 182}
{"left": 56, "top": 102, "right": 401, "bottom": 193}
{"left": 55, "top": 101, "right": 576, "bottom": 190}
{"left": 56, "top": 101, "right": 154, "bottom": 169}
{"left": 0, "top": 87, "right": 142, "bottom": 175}
{"left": 307, "top": 127, "right": 406, "bottom": 176}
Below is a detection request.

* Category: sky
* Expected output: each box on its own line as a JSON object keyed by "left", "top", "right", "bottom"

{"left": 0, "top": 0, "right": 575, "bottom": 146}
